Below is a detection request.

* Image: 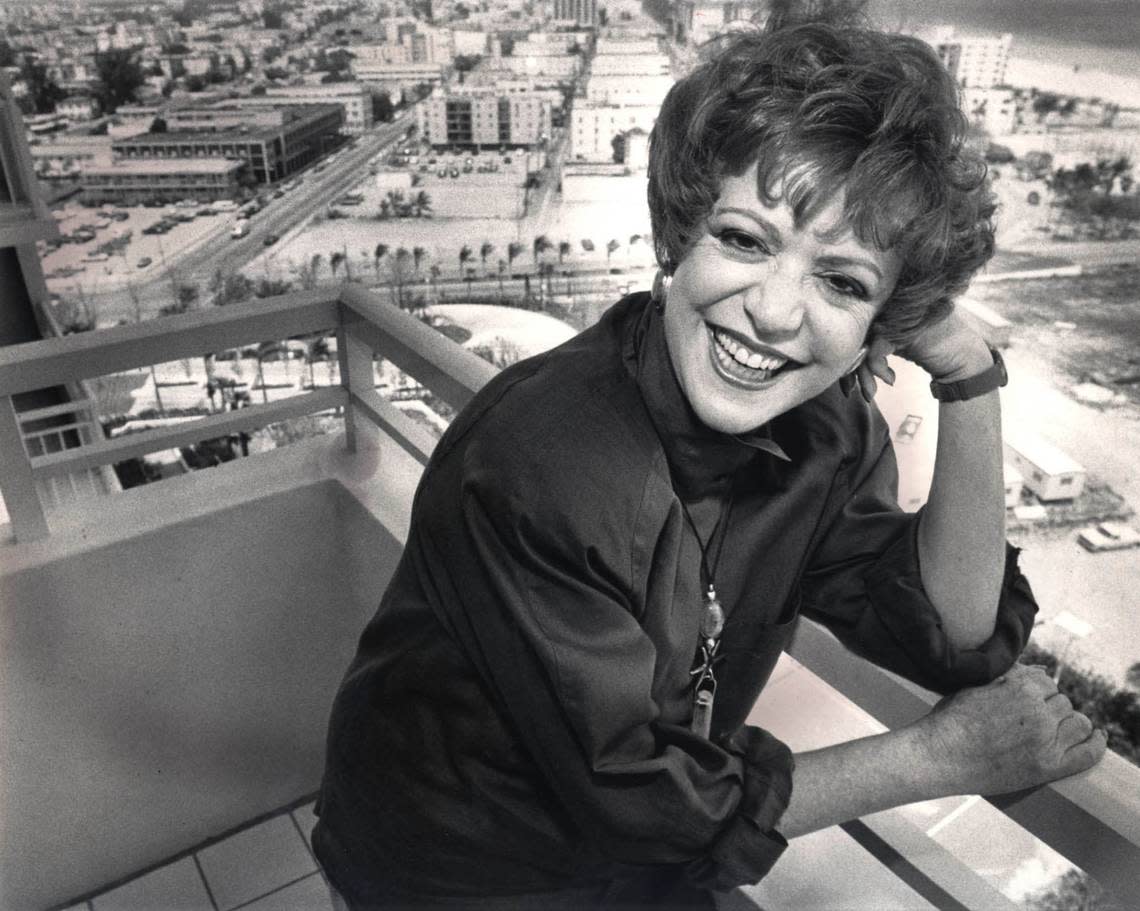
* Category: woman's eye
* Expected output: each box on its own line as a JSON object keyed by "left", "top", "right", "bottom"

{"left": 822, "top": 274, "right": 868, "bottom": 300}
{"left": 718, "top": 230, "right": 767, "bottom": 254}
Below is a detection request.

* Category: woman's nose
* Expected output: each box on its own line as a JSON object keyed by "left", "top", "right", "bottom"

{"left": 742, "top": 267, "right": 805, "bottom": 337}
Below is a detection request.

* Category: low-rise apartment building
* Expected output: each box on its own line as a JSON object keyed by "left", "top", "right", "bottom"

{"left": 416, "top": 88, "right": 551, "bottom": 148}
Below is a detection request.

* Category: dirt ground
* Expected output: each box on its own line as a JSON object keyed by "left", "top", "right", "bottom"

{"left": 970, "top": 263, "right": 1140, "bottom": 406}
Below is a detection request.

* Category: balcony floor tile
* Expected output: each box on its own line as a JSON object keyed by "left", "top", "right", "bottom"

{"left": 195, "top": 815, "right": 317, "bottom": 911}
{"left": 233, "top": 872, "right": 333, "bottom": 911}
{"left": 90, "top": 857, "right": 213, "bottom": 911}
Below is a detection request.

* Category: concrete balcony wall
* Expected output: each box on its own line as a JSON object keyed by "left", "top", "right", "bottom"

{"left": 1, "top": 439, "right": 406, "bottom": 910}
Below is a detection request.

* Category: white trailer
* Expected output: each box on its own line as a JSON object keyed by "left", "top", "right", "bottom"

{"left": 1003, "top": 431, "right": 1086, "bottom": 502}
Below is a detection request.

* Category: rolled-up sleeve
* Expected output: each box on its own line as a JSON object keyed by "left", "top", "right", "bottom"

{"left": 799, "top": 428, "right": 1039, "bottom": 694}
{"left": 418, "top": 455, "right": 794, "bottom": 890}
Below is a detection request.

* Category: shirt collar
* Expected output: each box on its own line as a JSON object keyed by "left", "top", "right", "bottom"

{"left": 622, "top": 293, "right": 790, "bottom": 498}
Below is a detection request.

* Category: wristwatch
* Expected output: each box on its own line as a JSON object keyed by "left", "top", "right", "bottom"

{"left": 930, "top": 346, "right": 1008, "bottom": 402}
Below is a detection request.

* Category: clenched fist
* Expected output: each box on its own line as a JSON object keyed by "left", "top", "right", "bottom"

{"left": 915, "top": 664, "right": 1107, "bottom": 796}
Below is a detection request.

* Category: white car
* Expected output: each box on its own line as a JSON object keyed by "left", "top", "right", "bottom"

{"left": 1078, "top": 521, "right": 1140, "bottom": 552}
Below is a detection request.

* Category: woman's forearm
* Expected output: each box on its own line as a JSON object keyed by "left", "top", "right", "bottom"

{"left": 779, "top": 725, "right": 953, "bottom": 839}
{"left": 917, "top": 341, "right": 1006, "bottom": 650}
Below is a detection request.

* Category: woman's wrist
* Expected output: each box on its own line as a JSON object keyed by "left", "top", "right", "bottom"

{"left": 929, "top": 336, "right": 996, "bottom": 384}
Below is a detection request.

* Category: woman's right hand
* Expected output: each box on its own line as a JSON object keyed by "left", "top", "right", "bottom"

{"left": 915, "top": 664, "right": 1107, "bottom": 796}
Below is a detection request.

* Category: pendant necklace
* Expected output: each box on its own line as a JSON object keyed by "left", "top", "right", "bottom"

{"left": 680, "top": 481, "right": 735, "bottom": 740}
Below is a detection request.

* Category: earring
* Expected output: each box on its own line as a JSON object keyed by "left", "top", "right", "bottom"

{"left": 651, "top": 270, "right": 671, "bottom": 313}
{"left": 845, "top": 346, "right": 868, "bottom": 376}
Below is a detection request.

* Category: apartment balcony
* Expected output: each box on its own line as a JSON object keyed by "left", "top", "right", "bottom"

{"left": 2, "top": 285, "right": 1138, "bottom": 911}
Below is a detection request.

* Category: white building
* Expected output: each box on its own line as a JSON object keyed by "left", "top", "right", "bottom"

{"left": 1004, "top": 431, "right": 1087, "bottom": 502}
{"left": 417, "top": 88, "right": 551, "bottom": 147}
{"left": 675, "top": 0, "right": 765, "bottom": 45}
{"left": 553, "top": 0, "right": 597, "bottom": 27}
{"left": 250, "top": 84, "right": 374, "bottom": 134}
{"left": 585, "top": 73, "right": 674, "bottom": 106}
{"left": 570, "top": 102, "right": 659, "bottom": 162}
{"left": 931, "top": 28, "right": 1012, "bottom": 89}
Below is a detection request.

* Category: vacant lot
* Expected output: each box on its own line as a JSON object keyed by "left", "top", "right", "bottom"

{"left": 972, "top": 262, "right": 1140, "bottom": 406}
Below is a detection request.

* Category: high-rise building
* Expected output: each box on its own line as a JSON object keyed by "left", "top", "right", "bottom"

{"left": 931, "top": 28, "right": 1012, "bottom": 89}
{"left": 553, "top": 0, "right": 598, "bottom": 27}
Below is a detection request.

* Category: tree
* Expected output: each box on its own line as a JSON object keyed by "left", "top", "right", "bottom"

{"left": 459, "top": 245, "right": 474, "bottom": 274}
{"left": 0, "top": 40, "right": 16, "bottom": 68}
{"left": 372, "top": 243, "right": 389, "bottom": 283}
{"left": 606, "top": 238, "right": 621, "bottom": 262}
{"left": 558, "top": 240, "right": 571, "bottom": 264}
{"left": 532, "top": 234, "right": 552, "bottom": 264}
{"left": 94, "top": 50, "right": 145, "bottom": 114}
{"left": 150, "top": 116, "right": 167, "bottom": 133}
{"left": 413, "top": 190, "right": 432, "bottom": 218}
{"left": 412, "top": 246, "right": 427, "bottom": 276}
{"left": 480, "top": 241, "right": 495, "bottom": 274}
{"left": 1024, "top": 868, "right": 1123, "bottom": 911}
{"left": 263, "top": 8, "right": 284, "bottom": 29}
{"left": 372, "top": 91, "right": 395, "bottom": 123}
{"left": 330, "top": 250, "right": 345, "bottom": 278}
{"left": 453, "top": 54, "right": 482, "bottom": 73}
{"left": 20, "top": 61, "right": 66, "bottom": 115}
{"left": 185, "top": 75, "right": 207, "bottom": 93}
{"left": 507, "top": 241, "right": 524, "bottom": 271}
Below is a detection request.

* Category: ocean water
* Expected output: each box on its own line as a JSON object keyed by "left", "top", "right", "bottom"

{"left": 869, "top": 0, "right": 1140, "bottom": 103}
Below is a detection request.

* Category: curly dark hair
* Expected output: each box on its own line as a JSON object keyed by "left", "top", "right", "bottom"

{"left": 647, "top": 22, "right": 997, "bottom": 343}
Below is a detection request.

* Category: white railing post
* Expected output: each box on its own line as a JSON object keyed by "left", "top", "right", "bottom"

{"left": 337, "top": 320, "right": 379, "bottom": 453}
{"left": 0, "top": 396, "right": 48, "bottom": 541}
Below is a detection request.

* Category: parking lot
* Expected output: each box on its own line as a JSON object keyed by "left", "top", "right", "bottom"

{"left": 41, "top": 199, "right": 235, "bottom": 293}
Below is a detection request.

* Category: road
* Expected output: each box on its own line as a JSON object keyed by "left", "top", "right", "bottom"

{"left": 84, "top": 113, "right": 415, "bottom": 325}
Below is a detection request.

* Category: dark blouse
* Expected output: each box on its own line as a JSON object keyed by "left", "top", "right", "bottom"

{"left": 313, "top": 293, "right": 1038, "bottom": 906}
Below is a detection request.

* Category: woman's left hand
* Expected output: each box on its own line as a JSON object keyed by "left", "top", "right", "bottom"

{"left": 846, "top": 306, "right": 995, "bottom": 403}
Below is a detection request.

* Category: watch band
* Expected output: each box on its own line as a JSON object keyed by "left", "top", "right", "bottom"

{"left": 930, "top": 346, "right": 1008, "bottom": 402}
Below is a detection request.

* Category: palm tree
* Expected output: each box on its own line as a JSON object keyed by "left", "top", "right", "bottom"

{"left": 459, "top": 244, "right": 473, "bottom": 277}
{"left": 532, "top": 234, "right": 552, "bottom": 264}
{"left": 373, "top": 243, "right": 389, "bottom": 283}
{"left": 480, "top": 241, "right": 495, "bottom": 275}
{"left": 558, "top": 240, "right": 571, "bottom": 264}
{"left": 606, "top": 238, "right": 620, "bottom": 262}
{"left": 310, "top": 253, "right": 323, "bottom": 284}
{"left": 412, "top": 246, "right": 427, "bottom": 277}
{"left": 580, "top": 238, "right": 595, "bottom": 253}
{"left": 413, "top": 190, "right": 432, "bottom": 218}
{"left": 385, "top": 189, "right": 406, "bottom": 218}
{"left": 394, "top": 247, "right": 413, "bottom": 309}
{"left": 497, "top": 259, "right": 506, "bottom": 304}
{"left": 429, "top": 263, "right": 442, "bottom": 303}
{"left": 507, "top": 241, "right": 524, "bottom": 271}
{"left": 330, "top": 250, "right": 345, "bottom": 278}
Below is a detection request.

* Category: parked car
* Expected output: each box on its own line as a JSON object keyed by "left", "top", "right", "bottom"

{"left": 263, "top": 233, "right": 279, "bottom": 246}
{"left": 231, "top": 222, "right": 250, "bottom": 239}
{"left": 136, "top": 257, "right": 152, "bottom": 268}
{"left": 1078, "top": 522, "right": 1140, "bottom": 552}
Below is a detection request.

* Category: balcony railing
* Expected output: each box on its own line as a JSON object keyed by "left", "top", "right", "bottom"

{"left": 1, "top": 284, "right": 1137, "bottom": 908}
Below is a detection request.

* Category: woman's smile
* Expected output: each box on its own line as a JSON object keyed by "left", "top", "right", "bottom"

{"left": 707, "top": 324, "right": 797, "bottom": 389}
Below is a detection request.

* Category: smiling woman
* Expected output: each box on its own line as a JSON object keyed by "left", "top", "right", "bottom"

{"left": 311, "top": 20, "right": 1106, "bottom": 911}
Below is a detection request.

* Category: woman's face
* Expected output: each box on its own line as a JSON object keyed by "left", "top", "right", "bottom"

{"left": 663, "top": 164, "right": 902, "bottom": 435}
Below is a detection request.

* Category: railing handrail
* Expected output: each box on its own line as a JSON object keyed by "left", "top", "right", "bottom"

{"left": 2, "top": 283, "right": 1138, "bottom": 904}
{"left": 0, "top": 288, "right": 339, "bottom": 397}
{"left": 788, "top": 617, "right": 1140, "bottom": 904}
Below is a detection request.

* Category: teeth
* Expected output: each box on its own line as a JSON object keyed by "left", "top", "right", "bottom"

{"left": 713, "top": 329, "right": 788, "bottom": 372}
